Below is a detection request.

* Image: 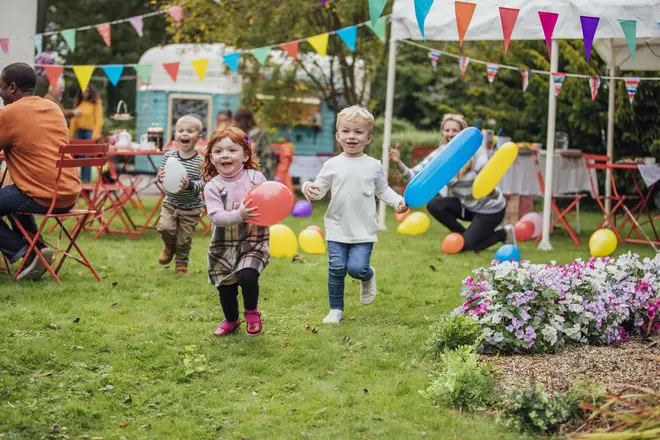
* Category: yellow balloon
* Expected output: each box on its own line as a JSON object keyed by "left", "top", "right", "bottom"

{"left": 269, "top": 224, "right": 298, "bottom": 258}
{"left": 472, "top": 142, "right": 519, "bottom": 199}
{"left": 589, "top": 229, "right": 617, "bottom": 257}
{"left": 298, "top": 228, "right": 326, "bottom": 254}
{"left": 397, "top": 212, "right": 431, "bottom": 235}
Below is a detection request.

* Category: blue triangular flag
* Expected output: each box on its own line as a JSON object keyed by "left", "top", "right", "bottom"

{"left": 414, "top": 0, "right": 434, "bottom": 39}
{"left": 102, "top": 65, "right": 124, "bottom": 86}
{"left": 33, "top": 34, "right": 43, "bottom": 54}
{"left": 223, "top": 52, "right": 241, "bottom": 73}
{"left": 336, "top": 26, "right": 357, "bottom": 52}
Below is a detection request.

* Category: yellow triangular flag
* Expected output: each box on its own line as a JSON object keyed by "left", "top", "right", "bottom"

{"left": 72, "top": 65, "right": 95, "bottom": 92}
{"left": 307, "top": 34, "right": 329, "bottom": 56}
{"left": 191, "top": 58, "right": 209, "bottom": 82}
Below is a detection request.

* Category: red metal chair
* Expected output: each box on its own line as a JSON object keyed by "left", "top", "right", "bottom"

{"left": 0, "top": 166, "right": 13, "bottom": 276}
{"left": 532, "top": 152, "right": 585, "bottom": 247}
{"left": 583, "top": 154, "right": 638, "bottom": 242}
{"left": 10, "top": 143, "right": 108, "bottom": 283}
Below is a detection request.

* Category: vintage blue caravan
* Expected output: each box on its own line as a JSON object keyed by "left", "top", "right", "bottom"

{"left": 134, "top": 43, "right": 367, "bottom": 182}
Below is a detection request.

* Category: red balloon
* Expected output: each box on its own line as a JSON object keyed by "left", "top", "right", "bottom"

{"left": 442, "top": 233, "right": 464, "bottom": 254}
{"left": 514, "top": 220, "right": 535, "bottom": 242}
{"left": 243, "top": 181, "right": 294, "bottom": 226}
{"left": 305, "top": 225, "right": 324, "bottom": 238}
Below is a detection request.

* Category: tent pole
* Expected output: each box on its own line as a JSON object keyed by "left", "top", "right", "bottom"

{"left": 538, "top": 39, "right": 559, "bottom": 251}
{"left": 377, "top": 34, "right": 398, "bottom": 230}
{"left": 605, "top": 38, "right": 616, "bottom": 214}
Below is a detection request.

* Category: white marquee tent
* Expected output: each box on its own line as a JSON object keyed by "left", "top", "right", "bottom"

{"left": 379, "top": 0, "right": 660, "bottom": 250}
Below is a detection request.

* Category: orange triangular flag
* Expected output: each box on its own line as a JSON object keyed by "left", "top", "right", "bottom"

{"left": 455, "top": 1, "right": 477, "bottom": 47}
{"left": 44, "top": 65, "right": 64, "bottom": 91}
{"left": 96, "top": 23, "right": 111, "bottom": 47}
{"left": 499, "top": 7, "right": 519, "bottom": 54}
{"left": 279, "top": 41, "right": 299, "bottom": 59}
{"left": 163, "top": 62, "right": 180, "bottom": 82}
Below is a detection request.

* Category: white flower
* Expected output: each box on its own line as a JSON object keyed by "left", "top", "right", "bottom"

{"left": 541, "top": 325, "right": 558, "bottom": 346}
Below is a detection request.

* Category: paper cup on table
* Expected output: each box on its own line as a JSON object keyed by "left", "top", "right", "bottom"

{"left": 162, "top": 158, "right": 187, "bottom": 193}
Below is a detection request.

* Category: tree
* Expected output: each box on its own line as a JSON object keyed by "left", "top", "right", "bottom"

{"left": 167, "top": 0, "right": 388, "bottom": 127}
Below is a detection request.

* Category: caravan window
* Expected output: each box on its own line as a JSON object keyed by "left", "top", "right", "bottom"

{"left": 167, "top": 94, "right": 213, "bottom": 141}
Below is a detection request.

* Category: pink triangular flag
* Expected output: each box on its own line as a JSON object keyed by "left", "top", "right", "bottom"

{"left": 129, "top": 16, "right": 144, "bottom": 37}
{"left": 589, "top": 76, "right": 601, "bottom": 101}
{"left": 96, "top": 23, "right": 111, "bottom": 47}
{"left": 168, "top": 6, "right": 184, "bottom": 23}
{"left": 538, "top": 12, "right": 559, "bottom": 55}
{"left": 459, "top": 56, "right": 470, "bottom": 79}
{"left": 0, "top": 38, "right": 9, "bottom": 54}
{"left": 552, "top": 72, "right": 566, "bottom": 96}
{"left": 521, "top": 69, "right": 530, "bottom": 92}
{"left": 625, "top": 77, "right": 640, "bottom": 104}
{"left": 499, "top": 7, "right": 519, "bottom": 54}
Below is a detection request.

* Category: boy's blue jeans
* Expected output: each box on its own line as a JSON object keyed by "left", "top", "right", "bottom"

{"left": 327, "top": 241, "right": 374, "bottom": 310}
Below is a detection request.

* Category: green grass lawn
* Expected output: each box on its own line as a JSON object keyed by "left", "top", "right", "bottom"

{"left": 0, "top": 200, "right": 656, "bottom": 439}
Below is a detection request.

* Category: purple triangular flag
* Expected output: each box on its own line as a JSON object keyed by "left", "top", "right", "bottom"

{"left": 129, "top": 16, "right": 144, "bottom": 37}
{"left": 580, "top": 16, "right": 599, "bottom": 62}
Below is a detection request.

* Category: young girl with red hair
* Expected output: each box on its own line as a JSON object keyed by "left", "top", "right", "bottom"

{"left": 202, "top": 127, "right": 270, "bottom": 337}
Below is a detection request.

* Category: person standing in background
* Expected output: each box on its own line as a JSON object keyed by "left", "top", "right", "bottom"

{"left": 68, "top": 85, "right": 103, "bottom": 182}
{"left": 43, "top": 77, "right": 79, "bottom": 118}
{"left": 233, "top": 108, "right": 274, "bottom": 181}
{"left": 215, "top": 109, "right": 233, "bottom": 132}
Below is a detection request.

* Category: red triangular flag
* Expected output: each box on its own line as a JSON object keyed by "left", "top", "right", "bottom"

{"left": 0, "top": 38, "right": 9, "bottom": 54}
{"left": 499, "top": 7, "right": 519, "bottom": 54}
{"left": 279, "top": 41, "right": 299, "bottom": 59}
{"left": 96, "top": 23, "right": 111, "bottom": 47}
{"left": 163, "top": 62, "right": 180, "bottom": 82}
{"left": 44, "top": 65, "right": 64, "bottom": 91}
{"left": 168, "top": 6, "right": 184, "bottom": 23}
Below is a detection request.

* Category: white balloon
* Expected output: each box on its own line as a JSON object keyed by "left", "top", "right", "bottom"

{"left": 162, "top": 158, "right": 187, "bottom": 194}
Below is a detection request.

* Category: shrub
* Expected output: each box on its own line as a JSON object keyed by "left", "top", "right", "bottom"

{"left": 499, "top": 384, "right": 577, "bottom": 434}
{"left": 426, "top": 314, "right": 483, "bottom": 355}
{"left": 456, "top": 253, "right": 660, "bottom": 354}
{"left": 422, "top": 345, "right": 497, "bottom": 411}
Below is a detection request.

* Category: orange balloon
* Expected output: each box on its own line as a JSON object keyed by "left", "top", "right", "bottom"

{"left": 395, "top": 210, "right": 411, "bottom": 222}
{"left": 442, "top": 233, "right": 464, "bottom": 254}
{"left": 305, "top": 225, "right": 324, "bottom": 238}
{"left": 244, "top": 181, "right": 294, "bottom": 226}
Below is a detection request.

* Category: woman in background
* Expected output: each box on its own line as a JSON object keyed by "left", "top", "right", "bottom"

{"left": 234, "top": 108, "right": 274, "bottom": 181}
{"left": 69, "top": 85, "right": 103, "bottom": 182}
{"left": 215, "top": 109, "right": 233, "bottom": 132}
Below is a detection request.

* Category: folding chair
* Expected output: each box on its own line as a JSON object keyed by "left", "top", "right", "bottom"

{"left": 10, "top": 143, "right": 108, "bottom": 283}
{"left": 0, "top": 162, "right": 12, "bottom": 276}
{"left": 583, "top": 154, "right": 638, "bottom": 243}
{"left": 532, "top": 152, "right": 585, "bottom": 247}
{"left": 391, "top": 145, "right": 437, "bottom": 193}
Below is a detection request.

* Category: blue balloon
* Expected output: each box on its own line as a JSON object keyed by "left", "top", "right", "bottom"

{"left": 494, "top": 244, "right": 521, "bottom": 263}
{"left": 404, "top": 127, "right": 483, "bottom": 208}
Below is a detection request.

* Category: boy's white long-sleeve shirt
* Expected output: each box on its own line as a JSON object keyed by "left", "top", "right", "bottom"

{"left": 301, "top": 154, "right": 404, "bottom": 243}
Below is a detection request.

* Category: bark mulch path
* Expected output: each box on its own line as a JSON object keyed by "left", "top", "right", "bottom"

{"left": 484, "top": 334, "right": 660, "bottom": 396}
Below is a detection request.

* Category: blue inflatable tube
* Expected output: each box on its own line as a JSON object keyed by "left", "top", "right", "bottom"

{"left": 404, "top": 127, "right": 483, "bottom": 208}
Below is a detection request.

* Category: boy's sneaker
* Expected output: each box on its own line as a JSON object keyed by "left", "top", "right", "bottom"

{"left": 504, "top": 224, "right": 517, "bottom": 247}
{"left": 360, "top": 267, "right": 377, "bottom": 305}
{"left": 323, "top": 309, "right": 343, "bottom": 324}
{"left": 175, "top": 262, "right": 188, "bottom": 275}
{"left": 17, "top": 248, "right": 54, "bottom": 281}
{"left": 158, "top": 246, "right": 174, "bottom": 265}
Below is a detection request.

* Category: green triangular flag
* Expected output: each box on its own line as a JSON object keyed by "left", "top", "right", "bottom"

{"left": 618, "top": 19, "right": 637, "bottom": 61}
{"left": 61, "top": 29, "right": 76, "bottom": 52}
{"left": 367, "top": 16, "right": 387, "bottom": 43}
{"left": 133, "top": 64, "right": 153, "bottom": 83}
{"left": 251, "top": 47, "right": 270, "bottom": 65}
{"left": 369, "top": 0, "right": 388, "bottom": 28}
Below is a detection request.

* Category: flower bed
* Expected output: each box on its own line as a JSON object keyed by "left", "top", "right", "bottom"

{"left": 456, "top": 253, "right": 660, "bottom": 353}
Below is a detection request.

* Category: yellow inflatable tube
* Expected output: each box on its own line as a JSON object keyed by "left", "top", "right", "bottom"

{"left": 472, "top": 142, "right": 518, "bottom": 199}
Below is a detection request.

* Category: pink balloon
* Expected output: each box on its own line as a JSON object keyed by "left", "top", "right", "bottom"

{"left": 244, "top": 181, "right": 294, "bottom": 226}
{"left": 520, "top": 212, "right": 543, "bottom": 238}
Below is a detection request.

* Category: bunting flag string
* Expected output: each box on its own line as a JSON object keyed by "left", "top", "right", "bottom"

{"left": 589, "top": 76, "right": 601, "bottom": 101}
{"left": 552, "top": 72, "right": 566, "bottom": 95}
{"left": 486, "top": 63, "right": 499, "bottom": 86}
{"left": 625, "top": 77, "right": 640, "bottom": 104}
